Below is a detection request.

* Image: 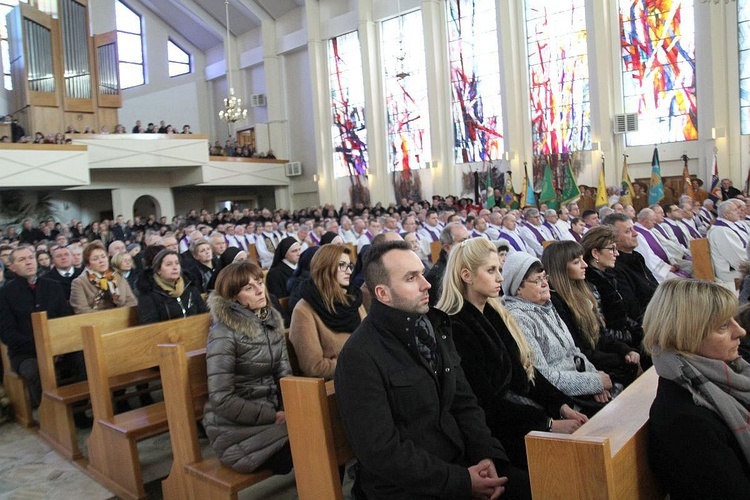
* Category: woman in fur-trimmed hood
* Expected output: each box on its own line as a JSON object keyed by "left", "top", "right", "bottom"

{"left": 203, "top": 260, "right": 293, "bottom": 475}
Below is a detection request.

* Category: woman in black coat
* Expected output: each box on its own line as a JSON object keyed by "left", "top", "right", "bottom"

{"left": 644, "top": 279, "right": 750, "bottom": 499}
{"left": 136, "top": 248, "right": 207, "bottom": 325}
{"left": 543, "top": 240, "right": 640, "bottom": 388}
{"left": 436, "top": 238, "right": 587, "bottom": 466}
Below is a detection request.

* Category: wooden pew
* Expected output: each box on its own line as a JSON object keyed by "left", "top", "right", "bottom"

{"left": 430, "top": 241, "right": 442, "bottom": 264}
{"left": 525, "top": 367, "right": 664, "bottom": 499}
{"left": 690, "top": 238, "right": 715, "bottom": 282}
{"left": 246, "top": 244, "right": 260, "bottom": 265}
{"left": 1, "top": 342, "right": 35, "bottom": 428}
{"left": 159, "top": 343, "right": 273, "bottom": 500}
{"left": 82, "top": 313, "right": 211, "bottom": 500}
{"left": 345, "top": 242, "right": 357, "bottom": 264}
{"left": 281, "top": 376, "right": 354, "bottom": 500}
{"left": 31, "top": 307, "right": 155, "bottom": 460}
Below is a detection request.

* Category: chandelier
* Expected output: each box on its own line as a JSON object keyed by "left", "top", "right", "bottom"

{"left": 218, "top": 0, "right": 247, "bottom": 132}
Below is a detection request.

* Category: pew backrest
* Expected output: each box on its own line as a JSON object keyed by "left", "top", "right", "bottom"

{"left": 690, "top": 238, "right": 715, "bottom": 282}
{"left": 525, "top": 367, "right": 664, "bottom": 499}
{"left": 281, "top": 376, "right": 354, "bottom": 500}
{"left": 82, "top": 313, "right": 210, "bottom": 420}
{"left": 429, "top": 241, "right": 441, "bottom": 264}
{"left": 32, "top": 307, "right": 137, "bottom": 392}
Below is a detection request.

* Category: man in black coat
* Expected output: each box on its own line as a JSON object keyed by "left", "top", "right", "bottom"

{"left": 426, "top": 222, "right": 470, "bottom": 306}
{"left": 0, "top": 246, "right": 74, "bottom": 407}
{"left": 603, "top": 213, "right": 658, "bottom": 320}
{"left": 42, "top": 246, "right": 83, "bottom": 300}
{"left": 335, "top": 241, "right": 530, "bottom": 499}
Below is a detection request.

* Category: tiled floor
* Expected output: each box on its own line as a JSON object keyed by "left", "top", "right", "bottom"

{"left": 0, "top": 422, "right": 299, "bottom": 499}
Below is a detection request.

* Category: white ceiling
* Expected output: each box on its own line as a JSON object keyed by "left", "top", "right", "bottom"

{"left": 140, "top": 0, "right": 304, "bottom": 52}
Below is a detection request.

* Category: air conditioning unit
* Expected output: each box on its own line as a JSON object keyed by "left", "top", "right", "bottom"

{"left": 250, "top": 93, "right": 267, "bottom": 107}
{"left": 613, "top": 113, "right": 638, "bottom": 134}
{"left": 285, "top": 161, "right": 302, "bottom": 177}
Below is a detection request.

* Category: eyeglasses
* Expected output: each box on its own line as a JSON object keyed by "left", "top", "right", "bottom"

{"left": 600, "top": 246, "right": 618, "bottom": 253}
{"left": 338, "top": 262, "right": 354, "bottom": 272}
{"left": 524, "top": 274, "right": 549, "bottom": 286}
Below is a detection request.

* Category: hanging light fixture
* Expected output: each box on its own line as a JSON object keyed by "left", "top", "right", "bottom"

{"left": 218, "top": 0, "right": 247, "bottom": 136}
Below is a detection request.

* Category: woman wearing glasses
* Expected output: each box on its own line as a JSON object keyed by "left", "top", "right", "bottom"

{"left": 542, "top": 240, "right": 640, "bottom": 389}
{"left": 581, "top": 227, "right": 647, "bottom": 357}
{"left": 289, "top": 244, "right": 365, "bottom": 379}
{"left": 503, "top": 252, "right": 613, "bottom": 409}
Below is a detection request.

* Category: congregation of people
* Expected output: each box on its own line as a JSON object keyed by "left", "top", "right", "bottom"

{"left": 0, "top": 114, "right": 194, "bottom": 144}
{"left": 0, "top": 174, "right": 749, "bottom": 498}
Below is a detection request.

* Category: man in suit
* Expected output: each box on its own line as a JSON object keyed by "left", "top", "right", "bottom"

{"left": 335, "top": 241, "right": 530, "bottom": 500}
{"left": 43, "top": 246, "right": 83, "bottom": 300}
{"left": 0, "top": 246, "right": 75, "bottom": 408}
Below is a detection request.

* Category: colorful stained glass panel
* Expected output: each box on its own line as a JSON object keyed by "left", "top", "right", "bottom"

{"left": 525, "top": 0, "right": 591, "bottom": 156}
{"left": 382, "top": 11, "right": 431, "bottom": 173}
{"left": 447, "top": 0, "right": 504, "bottom": 164}
{"left": 619, "top": 0, "right": 697, "bottom": 145}
{"left": 328, "top": 31, "right": 368, "bottom": 178}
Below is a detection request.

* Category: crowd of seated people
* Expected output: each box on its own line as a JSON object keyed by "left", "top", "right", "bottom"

{"left": 208, "top": 138, "right": 276, "bottom": 159}
{"left": 0, "top": 113, "right": 194, "bottom": 144}
{"left": 0, "top": 178, "right": 749, "bottom": 497}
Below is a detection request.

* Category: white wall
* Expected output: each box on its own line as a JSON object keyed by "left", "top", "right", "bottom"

{"left": 90, "top": 0, "right": 211, "bottom": 135}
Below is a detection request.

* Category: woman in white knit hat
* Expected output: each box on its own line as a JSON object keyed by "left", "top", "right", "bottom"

{"left": 502, "top": 251, "right": 612, "bottom": 411}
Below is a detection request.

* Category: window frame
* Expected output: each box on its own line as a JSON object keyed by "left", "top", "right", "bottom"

{"left": 167, "top": 38, "right": 191, "bottom": 78}
{"left": 115, "top": 0, "right": 145, "bottom": 89}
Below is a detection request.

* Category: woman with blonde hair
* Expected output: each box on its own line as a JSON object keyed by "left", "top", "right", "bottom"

{"left": 204, "top": 261, "right": 292, "bottom": 474}
{"left": 543, "top": 241, "right": 640, "bottom": 388}
{"left": 289, "top": 244, "right": 364, "bottom": 379}
{"left": 437, "top": 238, "right": 587, "bottom": 466}
{"left": 644, "top": 279, "right": 750, "bottom": 498}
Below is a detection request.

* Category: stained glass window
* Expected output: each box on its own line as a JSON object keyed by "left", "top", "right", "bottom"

{"left": 526, "top": 0, "right": 590, "bottom": 155}
{"left": 382, "top": 11, "right": 431, "bottom": 173}
{"left": 328, "top": 31, "right": 368, "bottom": 178}
{"left": 447, "top": 0, "right": 504, "bottom": 164}
{"left": 619, "top": 0, "right": 697, "bottom": 145}
{"left": 740, "top": 1, "right": 750, "bottom": 134}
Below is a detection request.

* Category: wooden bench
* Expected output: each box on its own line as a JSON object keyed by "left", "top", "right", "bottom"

{"left": 247, "top": 244, "right": 260, "bottom": 265}
{"left": 159, "top": 343, "right": 273, "bottom": 500}
{"left": 281, "top": 376, "right": 354, "bottom": 500}
{"left": 31, "top": 307, "right": 158, "bottom": 460}
{"left": 82, "top": 313, "right": 211, "bottom": 500}
{"left": 690, "top": 238, "right": 715, "bottom": 282}
{"left": 345, "top": 242, "right": 357, "bottom": 264}
{"left": 1, "top": 342, "right": 35, "bottom": 428}
{"left": 430, "top": 241, "right": 442, "bottom": 264}
{"left": 525, "top": 367, "right": 664, "bottom": 499}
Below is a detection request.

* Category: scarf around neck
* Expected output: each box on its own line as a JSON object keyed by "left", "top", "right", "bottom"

{"left": 299, "top": 278, "right": 363, "bottom": 332}
{"left": 86, "top": 267, "right": 121, "bottom": 303}
{"left": 154, "top": 273, "right": 185, "bottom": 298}
{"left": 653, "top": 349, "right": 750, "bottom": 465}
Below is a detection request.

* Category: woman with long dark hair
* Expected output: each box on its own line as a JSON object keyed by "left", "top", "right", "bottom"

{"left": 543, "top": 240, "right": 640, "bottom": 388}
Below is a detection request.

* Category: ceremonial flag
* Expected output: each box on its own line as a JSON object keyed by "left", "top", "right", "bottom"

{"left": 502, "top": 171, "right": 515, "bottom": 207}
{"left": 648, "top": 147, "right": 665, "bottom": 205}
{"left": 709, "top": 151, "right": 721, "bottom": 203}
{"left": 682, "top": 155, "right": 694, "bottom": 200}
{"left": 595, "top": 156, "right": 608, "bottom": 209}
{"left": 484, "top": 167, "right": 495, "bottom": 209}
{"left": 560, "top": 161, "right": 581, "bottom": 206}
{"left": 521, "top": 163, "right": 536, "bottom": 208}
{"left": 620, "top": 154, "right": 634, "bottom": 206}
{"left": 539, "top": 162, "right": 558, "bottom": 209}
